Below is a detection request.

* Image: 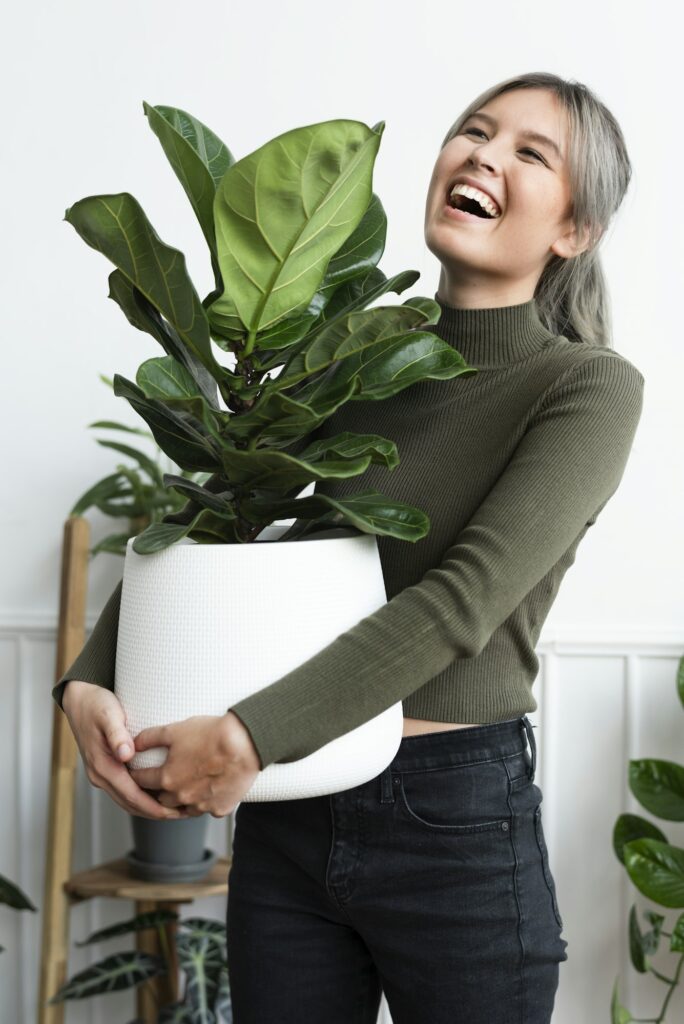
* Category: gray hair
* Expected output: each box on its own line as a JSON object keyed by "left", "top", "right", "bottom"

{"left": 439, "top": 72, "right": 632, "bottom": 348}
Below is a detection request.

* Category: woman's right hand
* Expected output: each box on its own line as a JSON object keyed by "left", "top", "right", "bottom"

{"left": 62, "top": 680, "right": 187, "bottom": 821}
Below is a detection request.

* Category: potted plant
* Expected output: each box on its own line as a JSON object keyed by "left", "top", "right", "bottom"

{"left": 611, "top": 654, "right": 684, "bottom": 1022}
{"left": 64, "top": 101, "right": 475, "bottom": 806}
{"left": 46, "top": 905, "right": 232, "bottom": 1021}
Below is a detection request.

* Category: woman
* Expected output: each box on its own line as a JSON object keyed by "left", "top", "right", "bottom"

{"left": 56, "top": 72, "right": 644, "bottom": 1023}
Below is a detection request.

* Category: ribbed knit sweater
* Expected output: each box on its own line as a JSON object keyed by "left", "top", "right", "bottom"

{"left": 52, "top": 294, "right": 645, "bottom": 771}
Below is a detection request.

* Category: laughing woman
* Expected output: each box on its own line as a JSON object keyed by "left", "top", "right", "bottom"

{"left": 54, "top": 72, "right": 645, "bottom": 1024}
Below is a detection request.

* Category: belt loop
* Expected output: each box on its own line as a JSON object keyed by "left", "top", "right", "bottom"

{"left": 521, "top": 715, "right": 537, "bottom": 781}
{"left": 380, "top": 765, "right": 396, "bottom": 804}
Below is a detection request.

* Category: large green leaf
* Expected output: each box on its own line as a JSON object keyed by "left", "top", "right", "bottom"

{"left": 624, "top": 838, "right": 684, "bottom": 907}
{"left": 132, "top": 505, "right": 238, "bottom": 553}
{"left": 240, "top": 488, "right": 429, "bottom": 542}
{"left": 284, "top": 300, "right": 450, "bottom": 383}
{"left": 207, "top": 119, "right": 384, "bottom": 339}
{"left": 613, "top": 813, "right": 669, "bottom": 864}
{"left": 175, "top": 930, "right": 225, "bottom": 1018}
{"left": 629, "top": 759, "right": 684, "bottom": 820}
{"left": 143, "top": 101, "right": 235, "bottom": 292}
{"left": 135, "top": 356, "right": 225, "bottom": 441}
{"left": 162, "top": 473, "right": 235, "bottom": 512}
{"left": 47, "top": 951, "right": 165, "bottom": 1003}
{"left": 64, "top": 192, "right": 229, "bottom": 386}
{"left": 245, "top": 192, "right": 388, "bottom": 356}
{"left": 113, "top": 375, "right": 222, "bottom": 472}
{"left": 107, "top": 269, "right": 223, "bottom": 406}
{"left": 628, "top": 904, "right": 653, "bottom": 972}
{"left": 257, "top": 267, "right": 417, "bottom": 375}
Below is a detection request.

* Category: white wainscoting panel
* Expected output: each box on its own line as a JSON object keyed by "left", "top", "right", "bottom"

{"left": 0, "top": 618, "right": 682, "bottom": 1024}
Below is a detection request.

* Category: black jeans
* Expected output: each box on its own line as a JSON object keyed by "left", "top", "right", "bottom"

{"left": 226, "top": 715, "right": 568, "bottom": 1023}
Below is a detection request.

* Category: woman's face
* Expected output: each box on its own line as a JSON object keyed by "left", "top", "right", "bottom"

{"left": 424, "top": 87, "right": 589, "bottom": 306}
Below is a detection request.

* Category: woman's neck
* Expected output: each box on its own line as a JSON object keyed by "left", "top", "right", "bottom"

{"left": 432, "top": 291, "right": 556, "bottom": 368}
{"left": 436, "top": 273, "right": 538, "bottom": 310}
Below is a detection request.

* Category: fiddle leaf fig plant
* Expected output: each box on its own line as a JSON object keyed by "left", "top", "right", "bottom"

{"left": 64, "top": 104, "right": 476, "bottom": 554}
{"left": 611, "top": 655, "right": 684, "bottom": 1022}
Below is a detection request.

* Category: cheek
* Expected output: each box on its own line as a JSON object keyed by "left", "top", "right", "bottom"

{"left": 505, "top": 186, "right": 558, "bottom": 229}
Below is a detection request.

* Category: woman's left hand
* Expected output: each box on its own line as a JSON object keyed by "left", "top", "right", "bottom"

{"left": 129, "top": 712, "right": 261, "bottom": 818}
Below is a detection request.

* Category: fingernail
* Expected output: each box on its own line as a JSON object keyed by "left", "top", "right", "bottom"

{"left": 117, "top": 744, "right": 130, "bottom": 758}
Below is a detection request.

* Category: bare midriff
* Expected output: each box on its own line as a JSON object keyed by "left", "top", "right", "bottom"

{"left": 402, "top": 717, "right": 483, "bottom": 737}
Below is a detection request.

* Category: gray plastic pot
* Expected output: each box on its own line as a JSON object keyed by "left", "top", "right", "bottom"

{"left": 127, "top": 813, "right": 217, "bottom": 882}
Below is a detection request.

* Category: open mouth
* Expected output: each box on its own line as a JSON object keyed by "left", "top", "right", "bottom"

{"left": 445, "top": 186, "right": 497, "bottom": 219}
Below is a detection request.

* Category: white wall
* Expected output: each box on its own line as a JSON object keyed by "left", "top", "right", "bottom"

{"left": 2, "top": 1, "right": 681, "bottom": 1021}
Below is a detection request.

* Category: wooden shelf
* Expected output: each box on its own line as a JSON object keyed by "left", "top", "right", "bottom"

{"left": 64, "top": 855, "right": 231, "bottom": 904}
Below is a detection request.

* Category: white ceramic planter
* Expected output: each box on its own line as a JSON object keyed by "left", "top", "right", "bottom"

{"left": 115, "top": 525, "right": 404, "bottom": 801}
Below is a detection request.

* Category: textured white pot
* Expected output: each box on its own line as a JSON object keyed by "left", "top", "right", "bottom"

{"left": 115, "top": 525, "right": 404, "bottom": 801}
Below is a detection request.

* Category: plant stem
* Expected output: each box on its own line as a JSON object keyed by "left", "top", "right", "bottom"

{"left": 651, "top": 950, "right": 684, "bottom": 1024}
{"left": 649, "top": 967, "right": 677, "bottom": 985}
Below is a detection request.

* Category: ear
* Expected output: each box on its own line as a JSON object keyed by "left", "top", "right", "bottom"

{"left": 550, "top": 219, "right": 595, "bottom": 260}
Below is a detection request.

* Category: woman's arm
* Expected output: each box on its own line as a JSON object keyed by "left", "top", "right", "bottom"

{"left": 228, "top": 351, "right": 645, "bottom": 769}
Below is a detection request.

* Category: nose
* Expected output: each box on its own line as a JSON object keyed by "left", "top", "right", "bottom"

{"left": 468, "top": 153, "right": 496, "bottom": 174}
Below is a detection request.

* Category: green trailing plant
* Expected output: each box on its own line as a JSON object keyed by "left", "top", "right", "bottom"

{"left": 611, "top": 654, "right": 684, "bottom": 1023}
{"left": 0, "top": 875, "right": 36, "bottom": 953}
{"left": 46, "top": 907, "right": 232, "bottom": 1022}
{"left": 70, "top": 374, "right": 211, "bottom": 557}
{"left": 64, "top": 102, "right": 476, "bottom": 556}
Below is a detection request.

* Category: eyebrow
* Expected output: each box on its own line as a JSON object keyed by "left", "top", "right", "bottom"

{"left": 467, "top": 110, "right": 563, "bottom": 161}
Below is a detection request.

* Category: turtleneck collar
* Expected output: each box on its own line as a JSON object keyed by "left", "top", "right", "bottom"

{"left": 432, "top": 292, "right": 556, "bottom": 368}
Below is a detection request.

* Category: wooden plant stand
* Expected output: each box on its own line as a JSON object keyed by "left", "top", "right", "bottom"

{"left": 38, "top": 516, "right": 230, "bottom": 1023}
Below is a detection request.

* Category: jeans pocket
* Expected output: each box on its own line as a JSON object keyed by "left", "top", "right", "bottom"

{"left": 534, "top": 805, "right": 564, "bottom": 930}
{"left": 398, "top": 759, "right": 512, "bottom": 835}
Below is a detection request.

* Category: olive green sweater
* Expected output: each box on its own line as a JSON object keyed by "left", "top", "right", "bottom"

{"left": 53, "top": 295, "right": 645, "bottom": 770}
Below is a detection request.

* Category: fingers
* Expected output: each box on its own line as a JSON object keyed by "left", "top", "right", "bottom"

{"left": 91, "top": 757, "right": 186, "bottom": 820}
{"left": 103, "top": 723, "right": 136, "bottom": 764}
{"left": 128, "top": 765, "right": 164, "bottom": 789}
{"left": 133, "top": 725, "right": 171, "bottom": 752}
{"left": 69, "top": 695, "right": 187, "bottom": 820}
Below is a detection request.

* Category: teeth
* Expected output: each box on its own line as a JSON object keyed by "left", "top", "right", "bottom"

{"left": 449, "top": 184, "right": 501, "bottom": 218}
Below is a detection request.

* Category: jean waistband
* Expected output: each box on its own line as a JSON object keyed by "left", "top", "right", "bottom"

{"left": 385, "top": 715, "right": 537, "bottom": 774}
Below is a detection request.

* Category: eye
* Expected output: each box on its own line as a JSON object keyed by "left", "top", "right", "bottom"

{"left": 462, "top": 127, "right": 546, "bottom": 164}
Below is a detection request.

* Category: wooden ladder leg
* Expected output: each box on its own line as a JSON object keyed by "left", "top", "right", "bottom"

{"left": 136, "top": 898, "right": 181, "bottom": 1020}
{"left": 38, "top": 517, "right": 90, "bottom": 1023}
